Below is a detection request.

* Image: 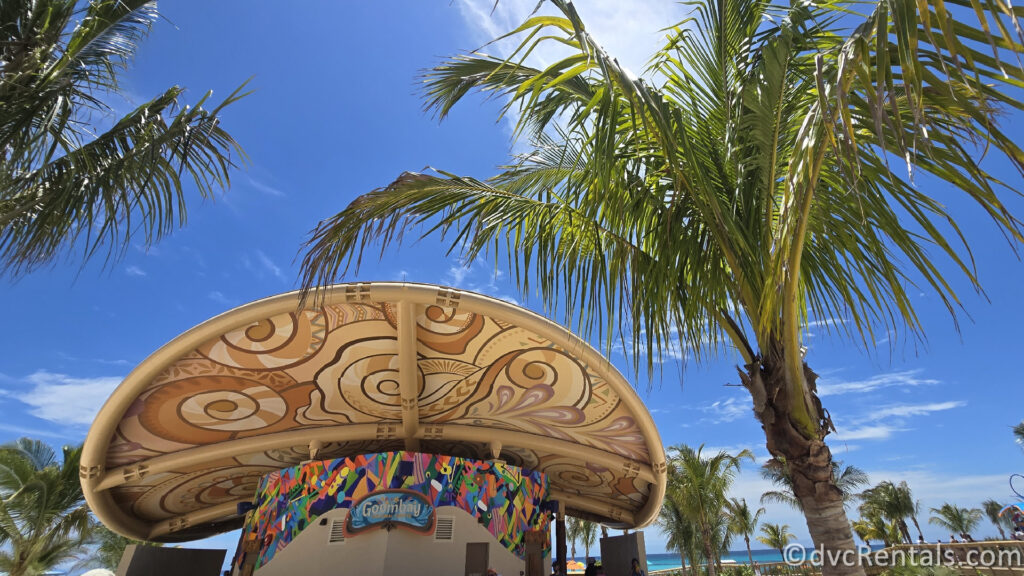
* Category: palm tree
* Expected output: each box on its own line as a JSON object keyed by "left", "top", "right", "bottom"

{"left": 297, "top": 1, "right": 1024, "bottom": 574}
{"left": 727, "top": 498, "right": 764, "bottom": 568}
{"left": 566, "top": 517, "right": 582, "bottom": 560}
{"left": 929, "top": 504, "right": 983, "bottom": 539}
{"left": 909, "top": 499, "right": 925, "bottom": 543}
{"left": 1015, "top": 422, "right": 1024, "bottom": 450}
{"left": 660, "top": 495, "right": 701, "bottom": 576}
{"left": 982, "top": 500, "right": 1010, "bottom": 540}
{"left": 0, "top": 439, "right": 92, "bottom": 576}
{"left": 852, "top": 513, "right": 900, "bottom": 548}
{"left": 0, "top": 0, "right": 247, "bottom": 277}
{"left": 860, "top": 482, "right": 916, "bottom": 544}
{"left": 665, "top": 445, "right": 752, "bottom": 576}
{"left": 761, "top": 458, "right": 868, "bottom": 511}
{"left": 757, "top": 523, "right": 796, "bottom": 558}
{"left": 90, "top": 523, "right": 161, "bottom": 571}
{"left": 578, "top": 519, "right": 598, "bottom": 559}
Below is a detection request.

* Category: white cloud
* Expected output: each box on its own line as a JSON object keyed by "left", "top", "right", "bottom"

{"left": 454, "top": 0, "right": 685, "bottom": 77}
{"left": 255, "top": 250, "right": 287, "bottom": 282}
{"left": 831, "top": 399, "right": 966, "bottom": 441}
{"left": 125, "top": 265, "right": 146, "bottom": 277}
{"left": 807, "top": 317, "right": 847, "bottom": 329}
{"left": 453, "top": 0, "right": 689, "bottom": 140}
{"left": 817, "top": 369, "right": 939, "bottom": 397}
{"left": 247, "top": 176, "right": 286, "bottom": 197}
{"left": 865, "top": 401, "right": 966, "bottom": 421}
{"left": 208, "top": 291, "right": 234, "bottom": 306}
{"left": 446, "top": 264, "right": 472, "bottom": 288}
{"left": 833, "top": 424, "right": 907, "bottom": 441}
{"left": 16, "top": 371, "right": 122, "bottom": 426}
{"left": 701, "top": 396, "right": 752, "bottom": 424}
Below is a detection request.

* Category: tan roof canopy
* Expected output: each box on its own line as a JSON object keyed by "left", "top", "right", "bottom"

{"left": 81, "top": 282, "right": 667, "bottom": 541}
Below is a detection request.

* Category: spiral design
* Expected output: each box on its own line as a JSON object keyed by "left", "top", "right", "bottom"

{"left": 198, "top": 311, "right": 326, "bottom": 370}
{"left": 139, "top": 376, "right": 289, "bottom": 444}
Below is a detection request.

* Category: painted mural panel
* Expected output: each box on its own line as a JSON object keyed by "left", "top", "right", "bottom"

{"left": 235, "top": 451, "right": 550, "bottom": 570}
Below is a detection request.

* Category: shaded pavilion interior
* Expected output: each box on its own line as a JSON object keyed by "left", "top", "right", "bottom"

{"left": 81, "top": 282, "right": 667, "bottom": 547}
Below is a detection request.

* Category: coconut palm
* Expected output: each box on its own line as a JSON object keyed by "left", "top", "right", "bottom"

{"left": 0, "top": 439, "right": 92, "bottom": 576}
{"left": 726, "top": 498, "right": 764, "bottom": 568}
{"left": 0, "top": 0, "right": 246, "bottom": 277}
{"left": 566, "top": 517, "right": 582, "bottom": 560}
{"left": 757, "top": 523, "right": 796, "bottom": 558}
{"left": 665, "top": 445, "right": 751, "bottom": 576}
{"left": 660, "top": 495, "right": 701, "bottom": 576}
{"left": 853, "top": 513, "right": 902, "bottom": 548}
{"left": 761, "top": 458, "right": 868, "bottom": 511}
{"left": 90, "top": 523, "right": 161, "bottom": 571}
{"left": 578, "top": 519, "right": 598, "bottom": 559}
{"left": 1015, "top": 422, "right": 1024, "bottom": 449}
{"left": 929, "top": 504, "right": 983, "bottom": 539}
{"left": 297, "top": 1, "right": 1024, "bottom": 574}
{"left": 860, "top": 482, "right": 916, "bottom": 544}
{"left": 982, "top": 500, "right": 1010, "bottom": 540}
{"left": 910, "top": 499, "right": 925, "bottom": 543}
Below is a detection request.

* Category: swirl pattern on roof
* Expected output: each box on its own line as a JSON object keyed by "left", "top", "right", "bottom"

{"left": 81, "top": 282, "right": 666, "bottom": 541}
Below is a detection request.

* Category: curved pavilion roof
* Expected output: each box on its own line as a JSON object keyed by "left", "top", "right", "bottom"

{"left": 81, "top": 282, "right": 667, "bottom": 542}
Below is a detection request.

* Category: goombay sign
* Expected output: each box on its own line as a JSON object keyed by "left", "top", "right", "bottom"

{"left": 346, "top": 490, "right": 435, "bottom": 534}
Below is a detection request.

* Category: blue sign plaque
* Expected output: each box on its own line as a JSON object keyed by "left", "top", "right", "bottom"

{"left": 346, "top": 490, "right": 435, "bottom": 534}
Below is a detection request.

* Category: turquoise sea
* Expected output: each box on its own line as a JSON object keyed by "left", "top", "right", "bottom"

{"left": 568, "top": 548, "right": 810, "bottom": 573}
{"left": 572, "top": 546, "right": 886, "bottom": 572}
{"left": 645, "top": 549, "right": 791, "bottom": 572}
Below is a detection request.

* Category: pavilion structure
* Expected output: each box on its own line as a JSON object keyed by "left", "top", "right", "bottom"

{"left": 81, "top": 282, "right": 667, "bottom": 575}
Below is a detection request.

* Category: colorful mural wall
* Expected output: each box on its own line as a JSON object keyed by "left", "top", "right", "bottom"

{"left": 234, "top": 451, "right": 550, "bottom": 570}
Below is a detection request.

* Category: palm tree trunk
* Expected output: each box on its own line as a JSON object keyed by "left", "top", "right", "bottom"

{"left": 746, "top": 535, "right": 754, "bottom": 567}
{"left": 898, "top": 520, "right": 912, "bottom": 544}
{"left": 740, "top": 356, "right": 866, "bottom": 576}
{"left": 702, "top": 527, "right": 718, "bottom": 576}
{"left": 911, "top": 516, "right": 924, "bottom": 542}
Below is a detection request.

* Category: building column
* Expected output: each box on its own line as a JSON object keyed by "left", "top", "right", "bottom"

{"left": 556, "top": 501, "right": 567, "bottom": 576}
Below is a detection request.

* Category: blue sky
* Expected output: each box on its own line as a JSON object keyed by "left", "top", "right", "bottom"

{"left": 1, "top": 0, "right": 1022, "bottom": 563}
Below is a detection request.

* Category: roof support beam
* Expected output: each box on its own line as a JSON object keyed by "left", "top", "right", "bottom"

{"left": 148, "top": 499, "right": 248, "bottom": 540}
{"left": 397, "top": 299, "right": 420, "bottom": 452}
{"left": 549, "top": 489, "right": 636, "bottom": 527}
{"left": 93, "top": 423, "right": 387, "bottom": 492}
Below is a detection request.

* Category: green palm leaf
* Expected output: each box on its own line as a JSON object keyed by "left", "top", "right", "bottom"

{"left": 0, "top": 0, "right": 247, "bottom": 276}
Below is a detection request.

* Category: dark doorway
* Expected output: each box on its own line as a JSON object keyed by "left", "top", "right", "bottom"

{"left": 465, "top": 542, "right": 489, "bottom": 576}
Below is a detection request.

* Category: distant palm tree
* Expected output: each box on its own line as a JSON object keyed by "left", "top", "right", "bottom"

{"left": 91, "top": 524, "right": 161, "bottom": 571}
{"left": 668, "top": 445, "right": 752, "bottom": 576}
{"left": 860, "top": 481, "right": 916, "bottom": 544}
{"left": 579, "top": 519, "right": 598, "bottom": 559}
{"left": 758, "top": 523, "right": 796, "bottom": 558}
{"left": 727, "top": 498, "right": 764, "bottom": 568}
{"left": 929, "top": 504, "right": 983, "bottom": 539}
{"left": 0, "top": 439, "right": 92, "bottom": 576}
{"left": 853, "top": 513, "right": 903, "bottom": 548}
{"left": 660, "top": 496, "right": 701, "bottom": 576}
{"left": 851, "top": 518, "right": 874, "bottom": 547}
{"left": 761, "top": 458, "right": 868, "bottom": 511}
{"left": 0, "top": 0, "right": 246, "bottom": 277}
{"left": 981, "top": 500, "right": 1010, "bottom": 541}
{"left": 567, "top": 517, "right": 582, "bottom": 560}
{"left": 1015, "top": 422, "right": 1024, "bottom": 449}
{"left": 909, "top": 499, "right": 925, "bottom": 543}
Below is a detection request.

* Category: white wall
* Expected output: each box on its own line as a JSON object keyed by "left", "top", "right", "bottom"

{"left": 252, "top": 506, "right": 539, "bottom": 576}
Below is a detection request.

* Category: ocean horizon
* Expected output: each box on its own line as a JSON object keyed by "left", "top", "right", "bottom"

{"left": 567, "top": 546, "right": 884, "bottom": 572}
